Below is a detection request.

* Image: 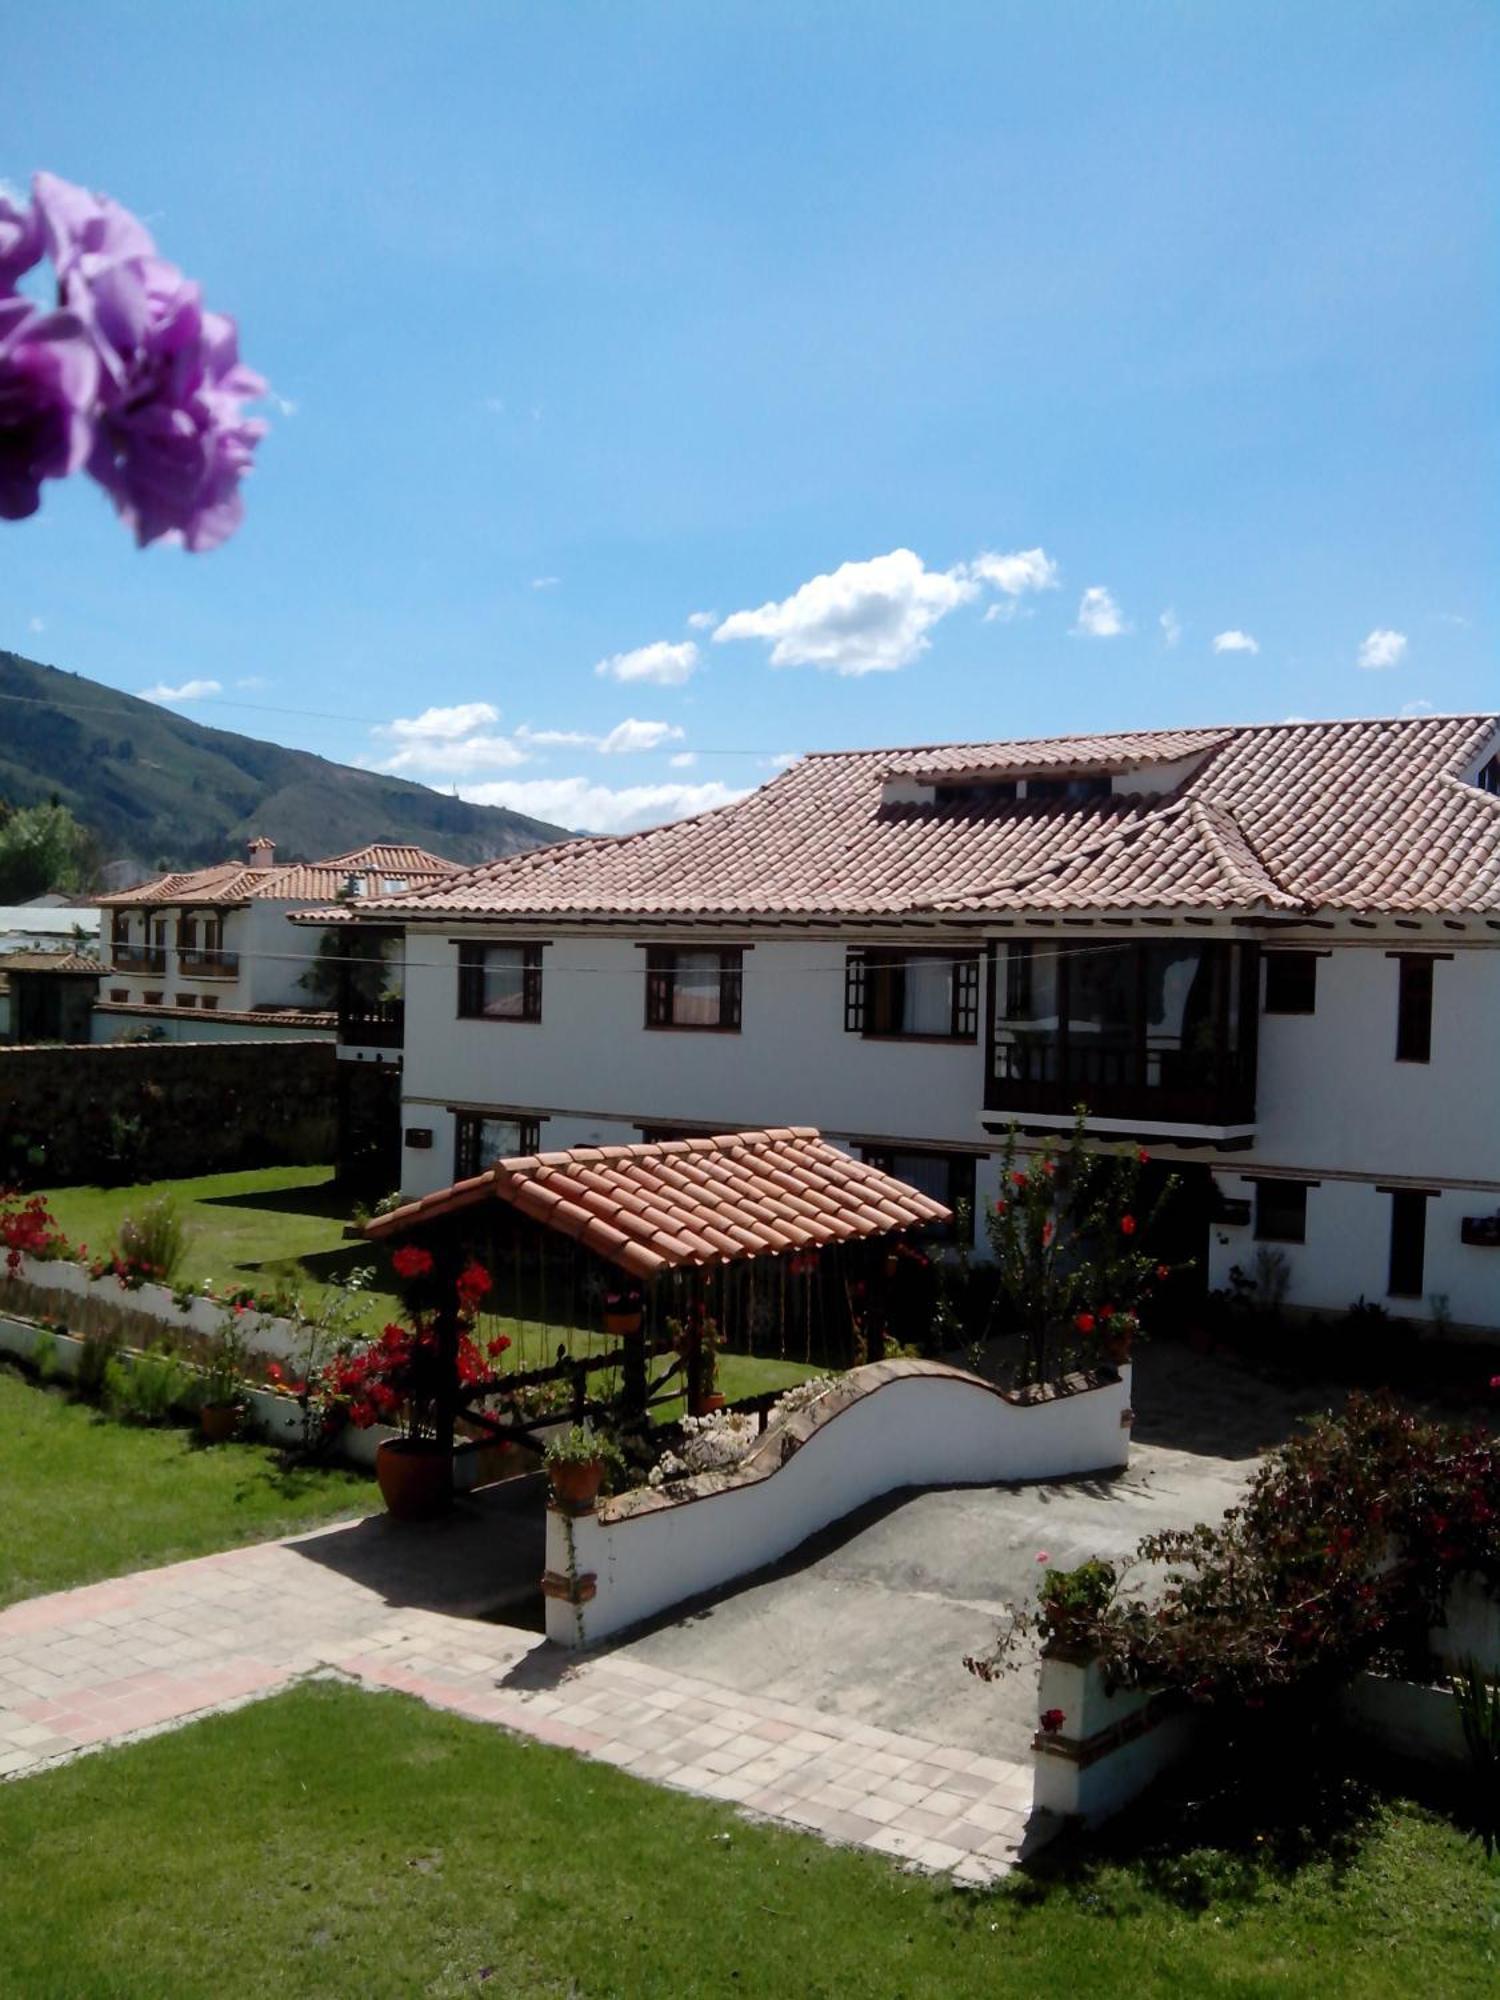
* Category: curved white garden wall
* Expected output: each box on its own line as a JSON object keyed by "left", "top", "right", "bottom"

{"left": 545, "top": 1359, "right": 1133, "bottom": 1647}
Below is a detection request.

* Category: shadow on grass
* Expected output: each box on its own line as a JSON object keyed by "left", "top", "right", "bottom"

{"left": 195, "top": 1177, "right": 347, "bottom": 1220}
{"left": 995, "top": 1743, "right": 1387, "bottom": 1918}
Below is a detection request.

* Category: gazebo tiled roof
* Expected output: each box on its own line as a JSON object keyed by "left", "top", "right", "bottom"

{"left": 365, "top": 1127, "right": 952, "bottom": 1280}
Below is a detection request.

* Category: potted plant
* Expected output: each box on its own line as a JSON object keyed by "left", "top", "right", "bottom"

{"left": 319, "top": 1313, "right": 506, "bottom": 1521}
{"left": 603, "top": 1285, "right": 645, "bottom": 1338}
{"left": 544, "top": 1424, "right": 624, "bottom": 1510}
{"left": 199, "top": 1305, "right": 250, "bottom": 1442}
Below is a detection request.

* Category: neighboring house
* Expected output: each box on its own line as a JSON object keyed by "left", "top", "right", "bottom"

{"left": 305, "top": 716, "right": 1500, "bottom": 1333}
{"left": 96, "top": 839, "right": 461, "bottom": 1032}
{"left": 0, "top": 950, "right": 102, "bottom": 1043}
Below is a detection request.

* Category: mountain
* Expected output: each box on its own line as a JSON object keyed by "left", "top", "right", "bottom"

{"left": 0, "top": 652, "right": 567, "bottom": 873}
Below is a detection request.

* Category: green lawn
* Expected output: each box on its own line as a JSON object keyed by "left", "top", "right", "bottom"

{"left": 0, "top": 1367, "right": 374, "bottom": 1608}
{"left": 37, "top": 1165, "right": 822, "bottom": 1412}
{"left": 0, "top": 1680, "right": 1493, "bottom": 1999}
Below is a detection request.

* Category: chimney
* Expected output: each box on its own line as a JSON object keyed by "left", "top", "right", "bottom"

{"left": 246, "top": 835, "right": 276, "bottom": 868}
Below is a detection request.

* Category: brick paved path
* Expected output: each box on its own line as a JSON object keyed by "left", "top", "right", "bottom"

{"left": 0, "top": 1518, "right": 1041, "bottom": 1886}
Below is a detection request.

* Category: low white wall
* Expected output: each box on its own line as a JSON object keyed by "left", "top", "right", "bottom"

{"left": 1029, "top": 1571, "right": 1500, "bottom": 1828}
{"left": 8, "top": 1255, "right": 307, "bottom": 1363}
{"left": 544, "top": 1360, "right": 1133, "bottom": 1647}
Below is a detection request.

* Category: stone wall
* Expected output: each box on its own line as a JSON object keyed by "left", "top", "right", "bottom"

{"left": 0, "top": 1038, "right": 338, "bottom": 1184}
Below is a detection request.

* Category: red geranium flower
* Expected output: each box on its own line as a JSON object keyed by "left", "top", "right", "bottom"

{"left": 1099, "top": 1303, "right": 1115, "bottom": 1320}
{"left": 1119, "top": 1215, "right": 1137, "bottom": 1236}
{"left": 1039, "top": 1708, "right": 1066, "bottom": 1735}
{"left": 392, "top": 1244, "right": 435, "bottom": 1280}
{"left": 1075, "top": 1312, "right": 1096, "bottom": 1334}
{"left": 1156, "top": 1263, "right": 1170, "bottom": 1281}
{"left": 1011, "top": 1170, "right": 1028, "bottom": 1189}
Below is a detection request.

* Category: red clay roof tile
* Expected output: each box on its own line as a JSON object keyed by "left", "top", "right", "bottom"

{"left": 366, "top": 1127, "right": 951, "bottom": 1275}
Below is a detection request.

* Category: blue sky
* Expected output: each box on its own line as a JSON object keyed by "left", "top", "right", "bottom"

{"left": 5, "top": 2, "right": 1495, "bottom": 832}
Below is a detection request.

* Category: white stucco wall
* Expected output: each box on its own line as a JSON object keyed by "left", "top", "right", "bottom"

{"left": 398, "top": 930, "right": 991, "bottom": 1194}
{"left": 104, "top": 900, "right": 325, "bottom": 1013}
{"left": 546, "top": 1363, "right": 1133, "bottom": 1647}
{"left": 1252, "top": 944, "right": 1497, "bottom": 1185}
{"left": 391, "top": 921, "right": 1500, "bottom": 1330}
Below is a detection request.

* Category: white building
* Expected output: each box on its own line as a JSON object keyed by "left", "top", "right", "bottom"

{"left": 96, "top": 839, "right": 460, "bottom": 1036}
{"left": 311, "top": 716, "right": 1500, "bottom": 1334}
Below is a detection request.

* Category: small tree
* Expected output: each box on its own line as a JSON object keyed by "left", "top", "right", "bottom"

{"left": 986, "top": 1111, "right": 1179, "bottom": 1383}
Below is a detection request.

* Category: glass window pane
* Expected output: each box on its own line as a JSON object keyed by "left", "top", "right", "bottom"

{"left": 481, "top": 946, "right": 525, "bottom": 1018}
{"left": 995, "top": 943, "right": 1059, "bottom": 1081}
{"left": 902, "top": 958, "right": 953, "bottom": 1035}
{"left": 887, "top": 1150, "right": 953, "bottom": 1205}
{"left": 476, "top": 1117, "right": 525, "bottom": 1166}
{"left": 673, "top": 951, "right": 722, "bottom": 1025}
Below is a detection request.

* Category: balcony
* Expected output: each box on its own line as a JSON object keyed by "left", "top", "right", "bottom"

{"left": 178, "top": 949, "right": 239, "bottom": 978}
{"left": 986, "top": 937, "right": 1258, "bottom": 1133}
{"left": 111, "top": 944, "right": 166, "bottom": 975}
{"left": 337, "top": 998, "right": 405, "bottom": 1049}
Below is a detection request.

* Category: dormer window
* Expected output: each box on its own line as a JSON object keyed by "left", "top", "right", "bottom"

{"left": 381, "top": 876, "right": 409, "bottom": 894}
{"left": 1026, "top": 774, "right": 1112, "bottom": 804}
{"left": 934, "top": 780, "right": 1017, "bottom": 810}
{"left": 345, "top": 874, "right": 367, "bottom": 897}
{"left": 1477, "top": 755, "right": 1500, "bottom": 796}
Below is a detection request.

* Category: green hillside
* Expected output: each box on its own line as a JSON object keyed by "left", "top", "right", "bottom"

{"left": 0, "top": 652, "right": 566, "bottom": 871}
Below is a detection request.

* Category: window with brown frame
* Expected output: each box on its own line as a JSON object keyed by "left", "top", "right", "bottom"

{"left": 844, "top": 949, "right": 979, "bottom": 1040}
{"left": 1263, "top": 951, "right": 1318, "bottom": 1015}
{"left": 644, "top": 947, "right": 742, "bottom": 1031}
{"left": 457, "top": 942, "right": 543, "bottom": 1022}
{"left": 1395, "top": 956, "right": 1435, "bottom": 1064}
{"left": 1387, "top": 1188, "right": 1433, "bottom": 1298}
{"left": 1254, "top": 1178, "right": 1308, "bottom": 1245}
{"left": 454, "top": 1112, "right": 541, "bottom": 1179}
{"left": 858, "top": 1146, "right": 977, "bottom": 1242}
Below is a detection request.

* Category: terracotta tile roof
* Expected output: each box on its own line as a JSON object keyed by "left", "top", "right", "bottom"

{"left": 366, "top": 1127, "right": 952, "bottom": 1280}
{"left": 305, "top": 715, "right": 1500, "bottom": 924}
{"left": 99, "top": 842, "right": 460, "bottom": 909}
{"left": 0, "top": 950, "right": 103, "bottom": 975}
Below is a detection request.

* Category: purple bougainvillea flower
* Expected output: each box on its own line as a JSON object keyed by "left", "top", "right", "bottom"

{"left": 30, "top": 170, "right": 266, "bottom": 550}
{"left": 0, "top": 190, "right": 43, "bottom": 294}
{"left": 0, "top": 297, "right": 99, "bottom": 519}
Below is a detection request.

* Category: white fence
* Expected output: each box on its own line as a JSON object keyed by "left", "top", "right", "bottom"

{"left": 544, "top": 1357, "right": 1134, "bottom": 1647}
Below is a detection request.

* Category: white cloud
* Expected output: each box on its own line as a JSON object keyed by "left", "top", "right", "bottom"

{"left": 1399, "top": 699, "right": 1435, "bottom": 717}
{"left": 715, "top": 548, "right": 977, "bottom": 674}
{"left": 530, "top": 575, "right": 559, "bottom": 590}
{"left": 1357, "top": 628, "right": 1408, "bottom": 671}
{"left": 1072, "top": 586, "right": 1128, "bottom": 638}
{"left": 686, "top": 610, "right": 718, "bottom": 630}
{"left": 27, "top": 615, "right": 44, "bottom": 634}
{"left": 966, "top": 547, "right": 1060, "bottom": 597}
{"left": 1434, "top": 612, "right": 1471, "bottom": 628}
{"left": 764, "top": 751, "right": 801, "bottom": 771}
{"left": 669, "top": 751, "right": 698, "bottom": 768}
{"left": 236, "top": 675, "right": 270, "bottom": 692}
{"left": 598, "top": 718, "right": 686, "bottom": 755}
{"left": 458, "top": 776, "right": 746, "bottom": 835}
{"left": 515, "top": 725, "right": 596, "bottom": 749}
{"left": 1160, "top": 609, "right": 1182, "bottom": 649}
{"left": 138, "top": 678, "right": 223, "bottom": 703}
{"left": 380, "top": 701, "right": 502, "bottom": 743}
{"left": 374, "top": 700, "right": 528, "bottom": 776}
{"left": 481, "top": 394, "right": 505, "bottom": 415}
{"left": 267, "top": 390, "right": 298, "bottom": 418}
{"left": 1212, "top": 630, "right": 1260, "bottom": 655}
{"left": 595, "top": 639, "right": 700, "bottom": 686}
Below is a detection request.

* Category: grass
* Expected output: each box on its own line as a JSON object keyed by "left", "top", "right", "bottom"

{"left": 36, "top": 1164, "right": 824, "bottom": 1413}
{"left": 0, "top": 1680, "right": 1494, "bottom": 1998}
{"left": 0, "top": 1367, "right": 374, "bottom": 1608}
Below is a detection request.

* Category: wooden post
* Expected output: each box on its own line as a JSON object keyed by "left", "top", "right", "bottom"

{"left": 429, "top": 1227, "right": 463, "bottom": 1505}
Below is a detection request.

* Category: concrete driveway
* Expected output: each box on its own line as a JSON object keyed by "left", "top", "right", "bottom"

{"left": 608, "top": 1344, "right": 1338, "bottom": 1761}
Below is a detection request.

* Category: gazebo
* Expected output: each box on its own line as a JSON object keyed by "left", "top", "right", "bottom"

{"left": 364, "top": 1126, "right": 950, "bottom": 1461}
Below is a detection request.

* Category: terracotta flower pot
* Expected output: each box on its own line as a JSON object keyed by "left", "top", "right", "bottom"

{"left": 604, "top": 1310, "right": 643, "bottom": 1339}
{"left": 1103, "top": 1334, "right": 1133, "bottom": 1368}
{"left": 548, "top": 1457, "right": 605, "bottom": 1510}
{"left": 375, "top": 1438, "right": 452, "bottom": 1521}
{"left": 199, "top": 1401, "right": 241, "bottom": 1444}
{"left": 690, "top": 1390, "right": 726, "bottom": 1418}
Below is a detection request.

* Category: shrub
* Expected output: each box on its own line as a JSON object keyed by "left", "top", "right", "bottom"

{"left": 74, "top": 1327, "right": 122, "bottom": 1402}
{"left": 966, "top": 1394, "right": 1500, "bottom": 1713}
{"left": 116, "top": 1197, "right": 188, "bottom": 1287}
{"left": 102, "top": 1345, "right": 192, "bottom": 1424}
